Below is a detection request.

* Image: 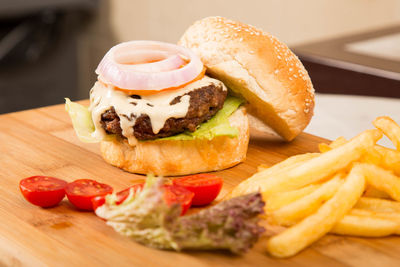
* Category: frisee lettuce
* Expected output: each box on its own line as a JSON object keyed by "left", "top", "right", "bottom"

{"left": 95, "top": 175, "right": 265, "bottom": 254}
{"left": 65, "top": 96, "right": 243, "bottom": 143}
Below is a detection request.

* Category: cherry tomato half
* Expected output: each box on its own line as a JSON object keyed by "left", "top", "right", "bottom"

{"left": 91, "top": 195, "right": 107, "bottom": 211}
{"left": 163, "top": 185, "right": 194, "bottom": 215}
{"left": 19, "top": 176, "right": 67, "bottom": 208}
{"left": 172, "top": 174, "right": 223, "bottom": 206}
{"left": 115, "top": 183, "right": 144, "bottom": 205}
{"left": 92, "top": 183, "right": 193, "bottom": 215}
{"left": 92, "top": 183, "right": 144, "bottom": 211}
{"left": 65, "top": 179, "right": 113, "bottom": 211}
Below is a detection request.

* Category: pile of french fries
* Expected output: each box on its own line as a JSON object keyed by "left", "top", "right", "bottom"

{"left": 228, "top": 116, "right": 400, "bottom": 258}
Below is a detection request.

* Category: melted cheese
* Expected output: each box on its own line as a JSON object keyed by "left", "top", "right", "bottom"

{"left": 89, "top": 76, "right": 226, "bottom": 146}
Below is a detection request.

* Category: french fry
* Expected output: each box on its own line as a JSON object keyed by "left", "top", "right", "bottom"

{"left": 374, "top": 146, "right": 400, "bottom": 175}
{"left": 361, "top": 146, "right": 382, "bottom": 165}
{"left": 266, "top": 164, "right": 365, "bottom": 258}
{"left": 360, "top": 145, "right": 400, "bottom": 175}
{"left": 228, "top": 153, "right": 319, "bottom": 198}
{"left": 268, "top": 174, "right": 344, "bottom": 226}
{"left": 265, "top": 184, "right": 321, "bottom": 212}
{"left": 364, "top": 186, "right": 390, "bottom": 199}
{"left": 228, "top": 116, "right": 400, "bottom": 257}
{"left": 319, "top": 137, "right": 347, "bottom": 153}
{"left": 373, "top": 116, "right": 400, "bottom": 150}
{"left": 330, "top": 136, "right": 348, "bottom": 148}
{"left": 318, "top": 143, "right": 331, "bottom": 153}
{"left": 249, "top": 130, "right": 379, "bottom": 199}
{"left": 322, "top": 140, "right": 400, "bottom": 175}
{"left": 320, "top": 136, "right": 391, "bottom": 169}
{"left": 320, "top": 137, "right": 383, "bottom": 166}
{"left": 361, "top": 163, "right": 400, "bottom": 201}
{"left": 355, "top": 197, "right": 400, "bottom": 213}
{"left": 331, "top": 214, "right": 399, "bottom": 237}
{"left": 349, "top": 209, "right": 400, "bottom": 224}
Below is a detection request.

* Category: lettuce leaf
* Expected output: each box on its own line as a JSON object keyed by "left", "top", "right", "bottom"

{"left": 64, "top": 98, "right": 104, "bottom": 143}
{"left": 65, "top": 96, "right": 243, "bottom": 143}
{"left": 95, "top": 175, "right": 265, "bottom": 254}
{"left": 155, "top": 96, "right": 244, "bottom": 141}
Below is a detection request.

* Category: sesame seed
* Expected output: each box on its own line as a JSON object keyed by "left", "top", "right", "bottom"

{"left": 239, "top": 37, "right": 243, "bottom": 42}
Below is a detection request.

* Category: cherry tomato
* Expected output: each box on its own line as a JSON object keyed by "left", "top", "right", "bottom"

{"left": 172, "top": 174, "right": 223, "bottom": 206}
{"left": 19, "top": 176, "right": 67, "bottom": 208}
{"left": 91, "top": 183, "right": 144, "bottom": 211}
{"left": 91, "top": 195, "right": 106, "bottom": 211}
{"left": 96, "top": 183, "right": 193, "bottom": 215}
{"left": 163, "top": 185, "right": 194, "bottom": 215}
{"left": 65, "top": 179, "right": 113, "bottom": 211}
{"left": 115, "top": 183, "right": 144, "bottom": 205}
{"left": 116, "top": 184, "right": 194, "bottom": 214}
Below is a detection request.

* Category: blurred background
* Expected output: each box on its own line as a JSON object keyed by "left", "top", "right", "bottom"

{"left": 1, "top": 0, "right": 399, "bottom": 141}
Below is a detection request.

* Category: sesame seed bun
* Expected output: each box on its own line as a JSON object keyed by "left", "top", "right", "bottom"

{"left": 179, "top": 16, "right": 315, "bottom": 141}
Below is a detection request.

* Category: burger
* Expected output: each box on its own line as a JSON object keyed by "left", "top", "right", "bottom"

{"left": 65, "top": 16, "right": 314, "bottom": 176}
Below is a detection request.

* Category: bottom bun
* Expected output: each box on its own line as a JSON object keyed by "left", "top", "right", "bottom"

{"left": 100, "top": 107, "right": 249, "bottom": 176}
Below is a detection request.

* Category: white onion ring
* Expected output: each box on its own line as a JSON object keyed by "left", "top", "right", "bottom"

{"left": 95, "top": 41, "right": 204, "bottom": 91}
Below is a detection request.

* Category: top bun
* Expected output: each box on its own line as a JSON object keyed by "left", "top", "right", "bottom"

{"left": 179, "top": 16, "right": 315, "bottom": 141}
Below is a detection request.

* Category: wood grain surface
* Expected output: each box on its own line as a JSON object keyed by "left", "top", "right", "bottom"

{"left": 1, "top": 101, "right": 400, "bottom": 266}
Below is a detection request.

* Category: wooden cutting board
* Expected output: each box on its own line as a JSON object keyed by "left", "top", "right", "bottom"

{"left": 1, "top": 101, "right": 400, "bottom": 267}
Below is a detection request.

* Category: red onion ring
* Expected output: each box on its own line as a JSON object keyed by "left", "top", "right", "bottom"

{"left": 114, "top": 50, "right": 185, "bottom": 72}
{"left": 95, "top": 41, "right": 204, "bottom": 92}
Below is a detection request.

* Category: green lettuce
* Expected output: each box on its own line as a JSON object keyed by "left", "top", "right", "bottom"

{"left": 65, "top": 96, "right": 243, "bottom": 143}
{"left": 65, "top": 98, "right": 116, "bottom": 143}
{"left": 65, "top": 98, "right": 99, "bottom": 143}
{"left": 156, "top": 96, "right": 244, "bottom": 141}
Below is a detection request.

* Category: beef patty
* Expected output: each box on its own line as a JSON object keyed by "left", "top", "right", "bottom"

{"left": 100, "top": 83, "right": 227, "bottom": 140}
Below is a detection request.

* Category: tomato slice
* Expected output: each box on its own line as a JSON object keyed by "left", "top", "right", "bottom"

{"left": 19, "top": 176, "right": 67, "bottom": 208}
{"left": 163, "top": 185, "right": 194, "bottom": 215}
{"left": 65, "top": 179, "right": 113, "bottom": 211}
{"left": 172, "top": 174, "right": 223, "bottom": 206}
